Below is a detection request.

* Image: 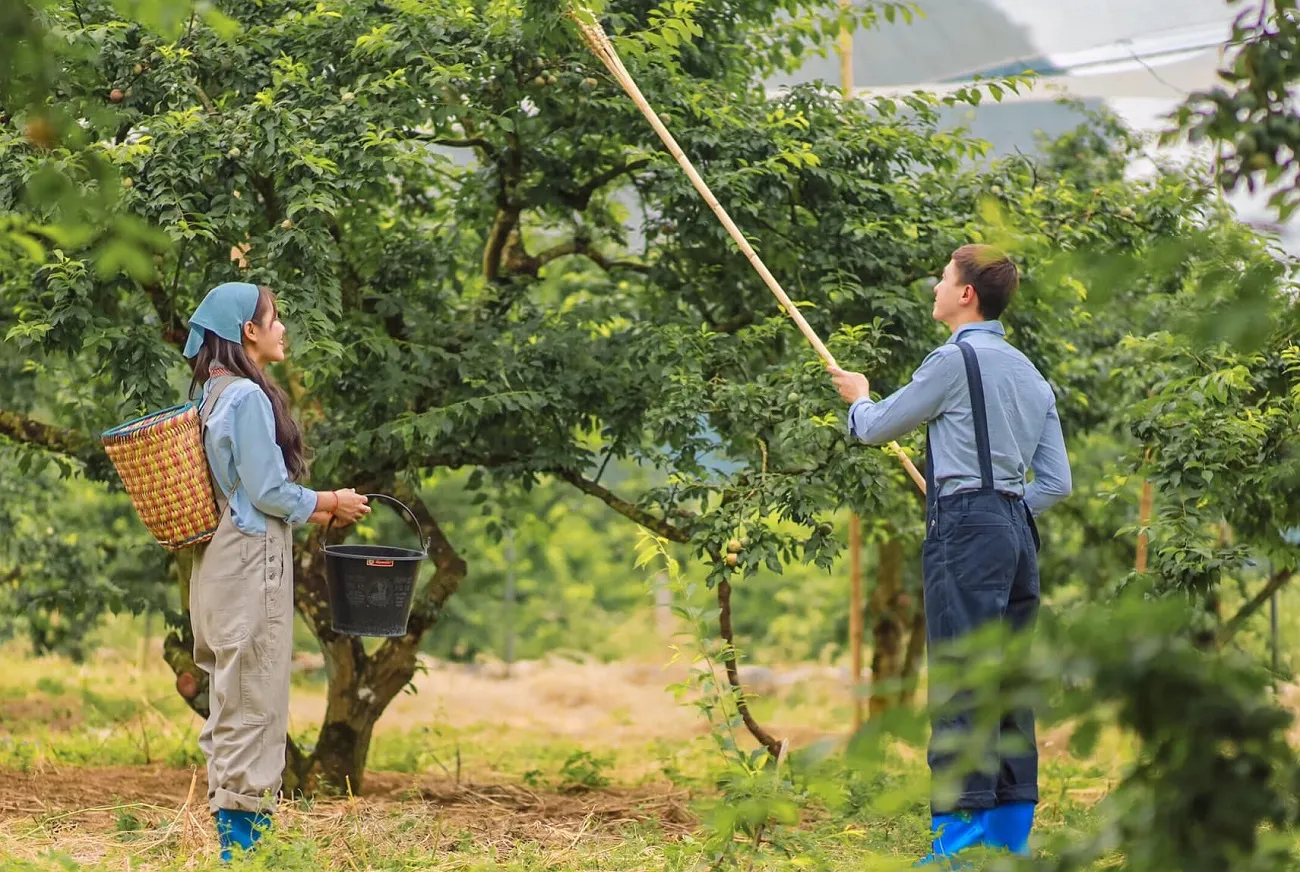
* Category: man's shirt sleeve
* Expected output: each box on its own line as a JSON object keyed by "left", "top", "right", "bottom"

{"left": 848, "top": 348, "right": 958, "bottom": 445}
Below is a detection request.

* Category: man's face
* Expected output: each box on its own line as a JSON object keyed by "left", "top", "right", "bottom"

{"left": 932, "top": 259, "right": 974, "bottom": 323}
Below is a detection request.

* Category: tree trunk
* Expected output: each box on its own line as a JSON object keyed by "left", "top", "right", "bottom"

{"left": 899, "top": 594, "right": 926, "bottom": 707}
{"left": 868, "top": 536, "right": 907, "bottom": 716}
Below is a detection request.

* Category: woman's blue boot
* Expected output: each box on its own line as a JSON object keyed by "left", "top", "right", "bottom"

{"left": 216, "top": 809, "right": 270, "bottom": 862}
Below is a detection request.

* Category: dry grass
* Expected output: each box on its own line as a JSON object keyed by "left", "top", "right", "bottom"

{"left": 0, "top": 624, "right": 1179, "bottom": 870}
{"left": 0, "top": 764, "right": 695, "bottom": 869}
{"left": 0, "top": 638, "right": 872, "bottom": 869}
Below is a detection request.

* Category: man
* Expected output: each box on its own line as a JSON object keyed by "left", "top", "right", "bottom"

{"left": 829, "top": 244, "right": 1072, "bottom": 863}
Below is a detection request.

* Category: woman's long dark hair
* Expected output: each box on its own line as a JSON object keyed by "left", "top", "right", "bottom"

{"left": 188, "top": 286, "right": 308, "bottom": 481}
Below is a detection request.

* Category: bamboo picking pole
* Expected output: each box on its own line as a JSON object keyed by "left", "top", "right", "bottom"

{"left": 569, "top": 10, "right": 926, "bottom": 495}
{"left": 838, "top": 0, "right": 854, "bottom": 107}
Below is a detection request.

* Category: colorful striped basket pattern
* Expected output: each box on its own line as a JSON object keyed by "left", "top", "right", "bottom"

{"left": 101, "top": 402, "right": 219, "bottom": 551}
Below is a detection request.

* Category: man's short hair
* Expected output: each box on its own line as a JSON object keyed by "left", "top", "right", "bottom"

{"left": 952, "top": 244, "right": 1018, "bottom": 320}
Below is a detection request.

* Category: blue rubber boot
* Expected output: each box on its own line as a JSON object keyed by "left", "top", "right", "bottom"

{"left": 216, "top": 809, "right": 270, "bottom": 862}
{"left": 982, "top": 802, "right": 1035, "bottom": 856}
{"left": 914, "top": 811, "right": 985, "bottom": 867}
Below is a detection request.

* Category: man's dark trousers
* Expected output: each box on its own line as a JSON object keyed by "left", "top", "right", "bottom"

{"left": 922, "top": 340, "right": 1040, "bottom": 814}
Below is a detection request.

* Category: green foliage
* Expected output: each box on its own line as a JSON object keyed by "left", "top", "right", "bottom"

{"left": 417, "top": 469, "right": 662, "bottom": 662}
{"left": 5, "top": 2, "right": 1300, "bottom": 856}
{"left": 557, "top": 749, "right": 613, "bottom": 791}
{"left": 0, "top": 445, "right": 170, "bottom": 659}
{"left": 1169, "top": 0, "right": 1300, "bottom": 220}
{"left": 0, "top": 0, "right": 1066, "bottom": 716}
{"left": 1026, "top": 591, "right": 1300, "bottom": 871}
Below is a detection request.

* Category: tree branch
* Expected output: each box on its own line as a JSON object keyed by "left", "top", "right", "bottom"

{"left": 142, "top": 281, "right": 187, "bottom": 350}
{"left": 483, "top": 213, "right": 521, "bottom": 284}
{"left": 396, "top": 492, "right": 467, "bottom": 640}
{"left": 900, "top": 589, "right": 926, "bottom": 707}
{"left": 420, "top": 135, "right": 496, "bottom": 158}
{"left": 482, "top": 134, "right": 522, "bottom": 283}
{"left": 507, "top": 237, "right": 651, "bottom": 277}
{"left": 250, "top": 174, "right": 283, "bottom": 227}
{"left": 0, "top": 408, "right": 98, "bottom": 463}
{"left": 1219, "top": 566, "right": 1293, "bottom": 643}
{"left": 554, "top": 468, "right": 690, "bottom": 543}
{"left": 560, "top": 158, "right": 652, "bottom": 211}
{"left": 554, "top": 465, "right": 777, "bottom": 757}
{"left": 714, "top": 313, "right": 754, "bottom": 334}
{"left": 328, "top": 220, "right": 406, "bottom": 340}
{"left": 718, "top": 579, "right": 785, "bottom": 759}
{"left": 186, "top": 76, "right": 219, "bottom": 116}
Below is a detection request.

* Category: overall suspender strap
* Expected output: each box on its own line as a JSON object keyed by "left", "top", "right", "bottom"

{"left": 925, "top": 428, "right": 937, "bottom": 509}
{"left": 955, "top": 340, "right": 995, "bottom": 493}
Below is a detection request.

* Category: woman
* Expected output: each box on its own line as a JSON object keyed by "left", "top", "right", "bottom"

{"left": 183, "top": 281, "right": 370, "bottom": 860}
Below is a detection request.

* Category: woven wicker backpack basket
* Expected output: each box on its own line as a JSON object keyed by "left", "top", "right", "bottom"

{"left": 100, "top": 378, "right": 235, "bottom": 551}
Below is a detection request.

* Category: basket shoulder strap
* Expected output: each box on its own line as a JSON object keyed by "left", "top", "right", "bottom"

{"left": 198, "top": 376, "right": 244, "bottom": 518}
{"left": 199, "top": 376, "right": 239, "bottom": 425}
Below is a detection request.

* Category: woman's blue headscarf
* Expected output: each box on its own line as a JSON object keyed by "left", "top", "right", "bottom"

{"left": 183, "top": 282, "right": 260, "bottom": 359}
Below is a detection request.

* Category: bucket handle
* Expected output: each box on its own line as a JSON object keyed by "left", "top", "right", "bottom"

{"left": 324, "top": 493, "right": 430, "bottom": 555}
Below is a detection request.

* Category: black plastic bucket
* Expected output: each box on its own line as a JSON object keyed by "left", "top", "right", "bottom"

{"left": 322, "top": 494, "right": 428, "bottom": 637}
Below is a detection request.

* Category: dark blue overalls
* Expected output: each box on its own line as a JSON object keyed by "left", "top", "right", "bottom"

{"left": 923, "top": 340, "right": 1040, "bottom": 815}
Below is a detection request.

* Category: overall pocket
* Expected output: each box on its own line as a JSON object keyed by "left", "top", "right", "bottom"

{"left": 938, "top": 510, "right": 1018, "bottom": 591}
{"left": 263, "top": 524, "right": 289, "bottom": 622}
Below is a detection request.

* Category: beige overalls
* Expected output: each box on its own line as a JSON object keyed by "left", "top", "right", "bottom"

{"left": 190, "top": 376, "right": 295, "bottom": 815}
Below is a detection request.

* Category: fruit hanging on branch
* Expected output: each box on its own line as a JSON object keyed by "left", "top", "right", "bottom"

{"left": 23, "top": 117, "right": 57, "bottom": 150}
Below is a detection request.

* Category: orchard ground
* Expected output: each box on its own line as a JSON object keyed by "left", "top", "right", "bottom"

{"left": 0, "top": 613, "right": 1179, "bottom": 872}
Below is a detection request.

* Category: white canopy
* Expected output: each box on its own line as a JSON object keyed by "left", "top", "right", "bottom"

{"left": 769, "top": 0, "right": 1295, "bottom": 251}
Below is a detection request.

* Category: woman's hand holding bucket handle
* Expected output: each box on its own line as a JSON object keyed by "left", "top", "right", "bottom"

{"left": 331, "top": 489, "right": 371, "bottom": 525}
{"left": 310, "top": 488, "right": 371, "bottom": 527}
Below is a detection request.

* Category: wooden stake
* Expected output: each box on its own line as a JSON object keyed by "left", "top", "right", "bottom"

{"left": 1136, "top": 448, "right": 1154, "bottom": 574}
{"left": 1135, "top": 479, "right": 1153, "bottom": 573}
{"left": 568, "top": 8, "right": 926, "bottom": 495}
{"left": 839, "top": 4, "right": 865, "bottom": 734}
{"left": 849, "top": 512, "right": 864, "bottom": 731}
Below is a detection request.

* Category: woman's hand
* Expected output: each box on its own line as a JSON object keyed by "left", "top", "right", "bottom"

{"left": 332, "top": 488, "right": 371, "bottom": 525}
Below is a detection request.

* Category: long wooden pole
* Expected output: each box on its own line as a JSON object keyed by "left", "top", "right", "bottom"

{"left": 569, "top": 10, "right": 926, "bottom": 495}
